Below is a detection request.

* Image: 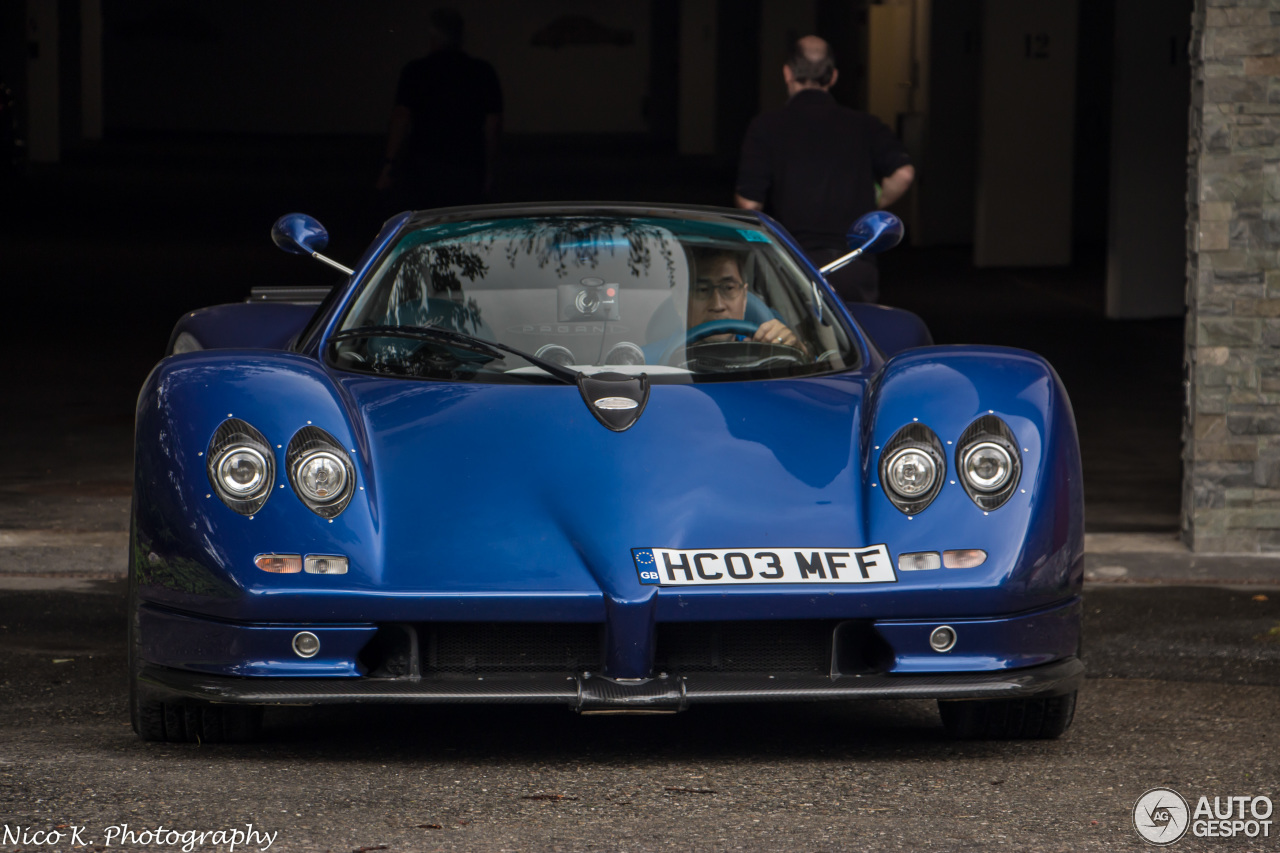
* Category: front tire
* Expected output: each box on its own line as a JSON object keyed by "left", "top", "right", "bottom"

{"left": 129, "top": 573, "right": 262, "bottom": 743}
{"left": 938, "top": 691, "right": 1077, "bottom": 740}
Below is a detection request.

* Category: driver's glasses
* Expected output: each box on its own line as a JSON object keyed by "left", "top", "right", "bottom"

{"left": 690, "top": 279, "right": 745, "bottom": 301}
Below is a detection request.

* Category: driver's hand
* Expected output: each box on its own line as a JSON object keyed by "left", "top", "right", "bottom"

{"left": 754, "top": 319, "right": 800, "bottom": 349}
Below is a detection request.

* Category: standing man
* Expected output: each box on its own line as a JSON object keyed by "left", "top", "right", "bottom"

{"left": 735, "top": 36, "right": 914, "bottom": 304}
{"left": 377, "top": 8, "right": 503, "bottom": 211}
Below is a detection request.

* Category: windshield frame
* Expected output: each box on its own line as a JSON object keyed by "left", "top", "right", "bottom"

{"left": 316, "top": 203, "right": 872, "bottom": 383}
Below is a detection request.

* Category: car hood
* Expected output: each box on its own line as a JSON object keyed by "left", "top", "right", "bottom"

{"left": 336, "top": 373, "right": 868, "bottom": 601}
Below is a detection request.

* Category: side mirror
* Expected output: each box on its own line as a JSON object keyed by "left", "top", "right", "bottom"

{"left": 271, "top": 213, "right": 353, "bottom": 275}
{"left": 819, "top": 211, "right": 904, "bottom": 277}
{"left": 271, "top": 213, "right": 330, "bottom": 256}
{"left": 845, "top": 210, "right": 904, "bottom": 256}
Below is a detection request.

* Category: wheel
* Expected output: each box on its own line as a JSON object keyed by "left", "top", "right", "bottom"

{"left": 938, "top": 690, "right": 1077, "bottom": 740}
{"left": 129, "top": 571, "right": 262, "bottom": 743}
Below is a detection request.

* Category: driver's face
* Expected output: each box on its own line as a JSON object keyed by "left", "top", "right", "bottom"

{"left": 687, "top": 256, "right": 747, "bottom": 328}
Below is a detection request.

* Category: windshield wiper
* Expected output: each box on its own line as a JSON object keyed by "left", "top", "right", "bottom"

{"left": 328, "top": 325, "right": 581, "bottom": 385}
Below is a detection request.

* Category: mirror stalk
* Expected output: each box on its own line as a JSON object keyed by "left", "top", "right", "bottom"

{"left": 313, "top": 253, "right": 354, "bottom": 275}
{"left": 819, "top": 247, "right": 864, "bottom": 275}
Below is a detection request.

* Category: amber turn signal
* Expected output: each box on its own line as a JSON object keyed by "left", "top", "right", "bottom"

{"left": 255, "top": 553, "right": 302, "bottom": 573}
{"left": 942, "top": 549, "right": 987, "bottom": 569}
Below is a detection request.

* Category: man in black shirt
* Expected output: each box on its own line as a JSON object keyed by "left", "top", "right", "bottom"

{"left": 735, "top": 36, "right": 914, "bottom": 304}
{"left": 377, "top": 9, "right": 503, "bottom": 211}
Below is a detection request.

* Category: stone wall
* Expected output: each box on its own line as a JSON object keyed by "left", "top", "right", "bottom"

{"left": 1185, "top": 0, "right": 1280, "bottom": 551}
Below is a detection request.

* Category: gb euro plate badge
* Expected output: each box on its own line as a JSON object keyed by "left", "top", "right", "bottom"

{"left": 632, "top": 546, "right": 896, "bottom": 586}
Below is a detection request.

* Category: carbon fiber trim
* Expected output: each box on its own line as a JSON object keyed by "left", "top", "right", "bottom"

{"left": 248, "top": 286, "right": 333, "bottom": 305}
{"left": 140, "top": 657, "right": 1083, "bottom": 710}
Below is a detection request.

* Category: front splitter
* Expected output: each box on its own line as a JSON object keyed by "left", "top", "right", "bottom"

{"left": 141, "top": 656, "right": 1083, "bottom": 713}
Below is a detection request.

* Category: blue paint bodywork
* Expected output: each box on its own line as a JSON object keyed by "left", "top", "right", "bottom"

{"left": 133, "top": 204, "right": 1083, "bottom": 705}
{"left": 271, "top": 212, "right": 332, "bottom": 256}
{"left": 166, "top": 302, "right": 317, "bottom": 353}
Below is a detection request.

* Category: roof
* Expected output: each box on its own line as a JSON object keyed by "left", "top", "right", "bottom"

{"left": 404, "top": 201, "right": 763, "bottom": 229}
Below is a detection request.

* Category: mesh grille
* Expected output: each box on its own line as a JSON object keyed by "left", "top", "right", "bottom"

{"left": 422, "top": 623, "right": 604, "bottom": 674}
{"left": 654, "top": 621, "right": 835, "bottom": 674}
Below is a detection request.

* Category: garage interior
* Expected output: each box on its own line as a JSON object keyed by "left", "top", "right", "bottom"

{"left": 1, "top": 0, "right": 1206, "bottom": 546}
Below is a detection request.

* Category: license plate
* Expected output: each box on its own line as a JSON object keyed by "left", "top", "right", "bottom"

{"left": 632, "top": 546, "right": 896, "bottom": 586}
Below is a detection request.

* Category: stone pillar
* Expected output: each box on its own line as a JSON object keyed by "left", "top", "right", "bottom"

{"left": 1185, "top": 0, "right": 1280, "bottom": 552}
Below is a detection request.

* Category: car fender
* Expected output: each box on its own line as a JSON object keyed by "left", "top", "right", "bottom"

{"left": 846, "top": 302, "right": 934, "bottom": 357}
{"left": 166, "top": 302, "right": 318, "bottom": 353}
{"left": 132, "top": 350, "right": 376, "bottom": 614}
{"left": 862, "top": 345, "right": 1084, "bottom": 611}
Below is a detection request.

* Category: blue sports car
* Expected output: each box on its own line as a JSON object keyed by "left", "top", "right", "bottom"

{"left": 130, "top": 203, "right": 1084, "bottom": 743}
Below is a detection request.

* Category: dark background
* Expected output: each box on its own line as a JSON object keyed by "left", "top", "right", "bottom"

{"left": 1, "top": 0, "right": 1184, "bottom": 533}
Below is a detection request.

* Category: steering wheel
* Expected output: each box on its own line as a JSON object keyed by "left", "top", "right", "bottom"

{"left": 660, "top": 320, "right": 758, "bottom": 364}
{"left": 662, "top": 319, "right": 808, "bottom": 368}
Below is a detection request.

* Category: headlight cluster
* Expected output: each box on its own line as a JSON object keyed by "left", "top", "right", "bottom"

{"left": 206, "top": 421, "right": 356, "bottom": 518}
{"left": 877, "top": 415, "right": 1022, "bottom": 515}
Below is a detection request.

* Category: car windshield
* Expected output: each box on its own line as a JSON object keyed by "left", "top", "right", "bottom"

{"left": 330, "top": 213, "right": 860, "bottom": 383}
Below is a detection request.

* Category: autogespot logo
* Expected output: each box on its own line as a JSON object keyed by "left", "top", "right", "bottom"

{"left": 1133, "top": 787, "right": 1276, "bottom": 844}
{"left": 1134, "top": 788, "right": 1190, "bottom": 845}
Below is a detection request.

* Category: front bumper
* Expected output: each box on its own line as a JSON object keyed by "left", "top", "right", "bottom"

{"left": 137, "top": 597, "right": 1083, "bottom": 679}
{"left": 140, "top": 656, "right": 1084, "bottom": 712}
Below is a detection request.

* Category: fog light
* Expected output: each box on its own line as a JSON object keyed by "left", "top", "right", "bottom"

{"left": 304, "top": 555, "right": 348, "bottom": 575}
{"left": 929, "top": 626, "right": 957, "bottom": 653}
{"left": 943, "top": 549, "right": 987, "bottom": 569}
{"left": 255, "top": 554, "right": 301, "bottom": 573}
{"left": 292, "top": 631, "right": 321, "bottom": 658}
{"left": 898, "top": 551, "right": 941, "bottom": 571}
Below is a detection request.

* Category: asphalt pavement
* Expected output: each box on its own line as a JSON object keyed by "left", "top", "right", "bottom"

{"left": 0, "top": 577, "right": 1277, "bottom": 852}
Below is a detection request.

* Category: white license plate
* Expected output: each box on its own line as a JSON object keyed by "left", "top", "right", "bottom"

{"left": 632, "top": 546, "right": 896, "bottom": 586}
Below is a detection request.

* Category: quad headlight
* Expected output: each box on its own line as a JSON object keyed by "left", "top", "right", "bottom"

{"left": 286, "top": 426, "right": 356, "bottom": 518}
{"left": 294, "top": 450, "right": 349, "bottom": 503}
{"left": 878, "top": 423, "right": 946, "bottom": 514}
{"left": 885, "top": 447, "right": 938, "bottom": 499}
{"left": 955, "top": 416, "right": 1021, "bottom": 510}
{"left": 207, "top": 419, "right": 275, "bottom": 515}
{"left": 960, "top": 441, "right": 1013, "bottom": 492}
{"left": 217, "top": 447, "right": 268, "bottom": 495}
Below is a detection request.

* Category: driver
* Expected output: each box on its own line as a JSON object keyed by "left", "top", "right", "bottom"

{"left": 688, "top": 250, "right": 800, "bottom": 347}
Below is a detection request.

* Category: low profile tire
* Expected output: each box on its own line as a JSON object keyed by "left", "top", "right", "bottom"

{"left": 134, "top": 694, "right": 262, "bottom": 744}
{"left": 131, "top": 685, "right": 168, "bottom": 742}
{"left": 129, "top": 572, "right": 262, "bottom": 743}
{"left": 164, "top": 701, "right": 262, "bottom": 744}
{"left": 938, "top": 691, "right": 1077, "bottom": 740}
{"left": 128, "top": 574, "right": 170, "bottom": 742}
